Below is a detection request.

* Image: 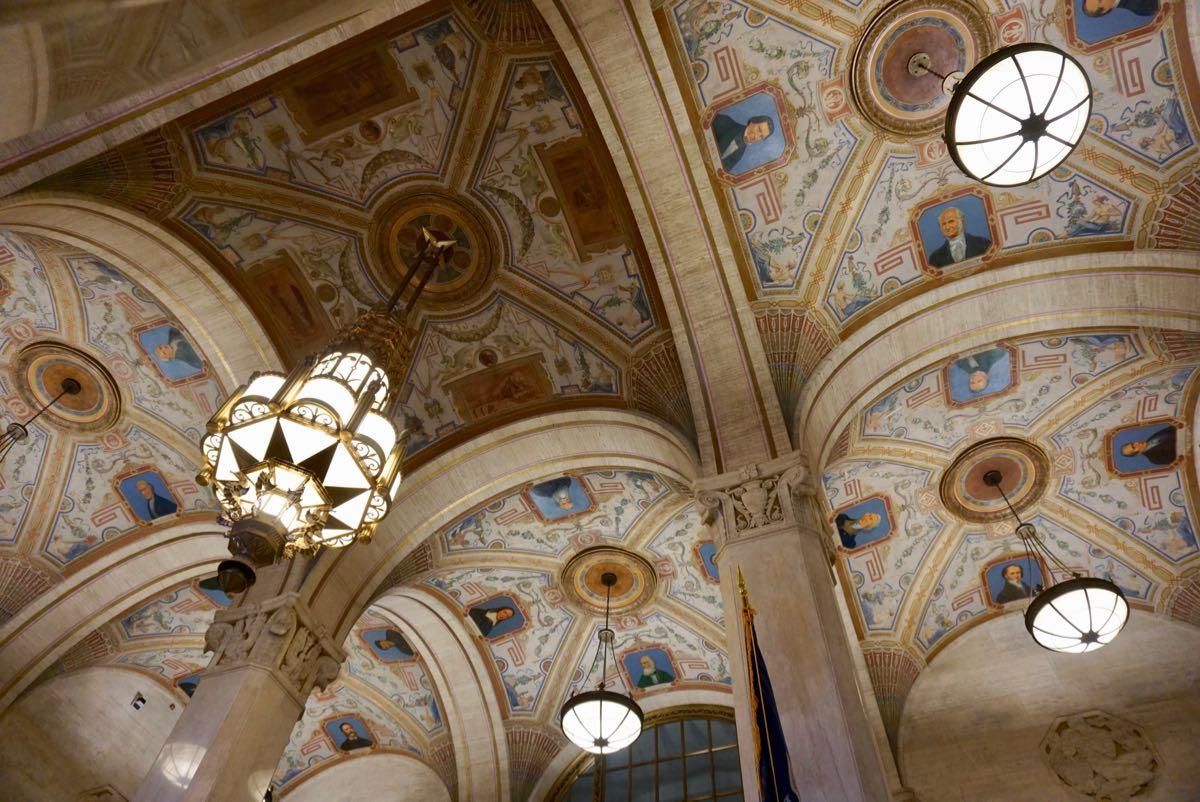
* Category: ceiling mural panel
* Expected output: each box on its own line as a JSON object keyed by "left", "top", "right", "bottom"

{"left": 343, "top": 611, "right": 446, "bottom": 736}
{"left": 914, "top": 514, "right": 1156, "bottom": 654}
{"left": 644, "top": 503, "right": 725, "bottom": 624}
{"left": 473, "top": 58, "right": 659, "bottom": 341}
{"left": 821, "top": 460, "right": 944, "bottom": 632}
{"left": 424, "top": 566, "right": 574, "bottom": 714}
{"left": 399, "top": 294, "right": 622, "bottom": 457}
{"left": 43, "top": 426, "right": 215, "bottom": 566}
{"left": 564, "top": 611, "right": 731, "bottom": 701}
{"left": 1051, "top": 365, "right": 1196, "bottom": 561}
{"left": 861, "top": 333, "right": 1140, "bottom": 452}
{"left": 669, "top": 0, "right": 854, "bottom": 293}
{"left": 442, "top": 470, "right": 673, "bottom": 555}
{"left": 275, "top": 680, "right": 427, "bottom": 790}
{"left": 186, "top": 14, "right": 476, "bottom": 206}
{"left": 117, "top": 580, "right": 225, "bottom": 642}
{"left": 64, "top": 248, "right": 225, "bottom": 440}
{"left": 822, "top": 326, "right": 1197, "bottom": 657}
{"left": 0, "top": 232, "right": 59, "bottom": 351}
{"left": 659, "top": 0, "right": 1200, "bottom": 421}
{"left": 0, "top": 231, "right": 221, "bottom": 580}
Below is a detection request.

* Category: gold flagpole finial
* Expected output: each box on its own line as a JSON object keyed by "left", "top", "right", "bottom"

{"left": 737, "top": 567, "right": 749, "bottom": 605}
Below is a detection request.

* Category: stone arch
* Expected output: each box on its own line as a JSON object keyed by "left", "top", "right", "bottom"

{"left": 797, "top": 250, "right": 1200, "bottom": 466}
{"left": 278, "top": 751, "right": 451, "bottom": 802}
{"left": 304, "top": 409, "right": 700, "bottom": 640}
{"left": 372, "top": 587, "right": 511, "bottom": 802}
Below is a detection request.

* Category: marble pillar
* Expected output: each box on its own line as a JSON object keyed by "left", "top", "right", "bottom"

{"left": 132, "top": 561, "right": 344, "bottom": 802}
{"left": 697, "top": 454, "right": 891, "bottom": 802}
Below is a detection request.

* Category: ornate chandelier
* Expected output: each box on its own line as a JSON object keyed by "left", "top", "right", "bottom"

{"left": 560, "top": 572, "right": 643, "bottom": 754}
{"left": 910, "top": 43, "right": 1092, "bottom": 186}
{"left": 984, "top": 470, "right": 1128, "bottom": 653}
{"left": 198, "top": 228, "right": 455, "bottom": 590}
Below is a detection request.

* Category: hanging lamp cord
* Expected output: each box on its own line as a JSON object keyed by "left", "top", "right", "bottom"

{"left": 989, "top": 473, "right": 1075, "bottom": 584}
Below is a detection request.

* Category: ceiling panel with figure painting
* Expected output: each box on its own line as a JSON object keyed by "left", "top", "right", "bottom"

{"left": 819, "top": 327, "right": 1198, "bottom": 659}
{"left": 40, "top": 0, "right": 686, "bottom": 468}
{"left": 658, "top": 0, "right": 1200, "bottom": 423}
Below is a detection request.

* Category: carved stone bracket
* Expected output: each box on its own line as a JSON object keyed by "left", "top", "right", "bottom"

{"left": 203, "top": 591, "right": 346, "bottom": 706}
{"left": 694, "top": 452, "right": 825, "bottom": 550}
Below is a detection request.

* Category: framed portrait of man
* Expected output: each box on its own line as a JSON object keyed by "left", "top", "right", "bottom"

{"left": 913, "top": 189, "right": 997, "bottom": 273}
{"left": 1105, "top": 419, "right": 1182, "bottom": 476}
{"left": 832, "top": 495, "right": 893, "bottom": 551}
{"left": 982, "top": 556, "right": 1046, "bottom": 608}
{"left": 703, "top": 83, "right": 795, "bottom": 184}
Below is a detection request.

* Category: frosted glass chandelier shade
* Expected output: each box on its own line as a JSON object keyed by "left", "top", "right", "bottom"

{"left": 1025, "top": 576, "right": 1129, "bottom": 654}
{"left": 199, "top": 349, "right": 404, "bottom": 555}
{"left": 946, "top": 43, "right": 1092, "bottom": 186}
{"left": 560, "top": 689, "right": 645, "bottom": 755}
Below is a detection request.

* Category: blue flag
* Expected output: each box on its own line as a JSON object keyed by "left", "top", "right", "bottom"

{"left": 741, "top": 570, "right": 800, "bottom": 802}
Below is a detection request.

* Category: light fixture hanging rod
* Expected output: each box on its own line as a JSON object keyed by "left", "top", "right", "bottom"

{"left": 908, "top": 52, "right": 948, "bottom": 81}
{"left": 0, "top": 378, "right": 81, "bottom": 466}
{"left": 385, "top": 227, "right": 457, "bottom": 318}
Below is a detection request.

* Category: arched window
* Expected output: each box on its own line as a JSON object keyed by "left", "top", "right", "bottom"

{"left": 553, "top": 708, "right": 743, "bottom": 802}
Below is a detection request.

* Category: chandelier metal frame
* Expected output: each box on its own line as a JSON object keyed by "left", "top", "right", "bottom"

{"left": 984, "top": 469, "right": 1128, "bottom": 654}
{"left": 559, "top": 571, "right": 644, "bottom": 755}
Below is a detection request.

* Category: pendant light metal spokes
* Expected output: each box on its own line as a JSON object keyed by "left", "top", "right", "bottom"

{"left": 559, "top": 571, "right": 644, "bottom": 754}
{"left": 982, "top": 470, "right": 1128, "bottom": 654}
{"left": 910, "top": 42, "right": 1093, "bottom": 186}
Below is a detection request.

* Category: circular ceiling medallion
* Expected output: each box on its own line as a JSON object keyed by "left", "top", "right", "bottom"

{"left": 850, "top": 0, "right": 994, "bottom": 137}
{"left": 561, "top": 546, "right": 658, "bottom": 616}
{"left": 939, "top": 437, "right": 1049, "bottom": 523}
{"left": 12, "top": 341, "right": 121, "bottom": 432}
{"left": 370, "top": 191, "right": 497, "bottom": 308}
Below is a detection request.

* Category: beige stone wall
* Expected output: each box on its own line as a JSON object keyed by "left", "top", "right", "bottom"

{"left": 900, "top": 613, "right": 1200, "bottom": 801}
{"left": 279, "top": 753, "right": 450, "bottom": 802}
{"left": 0, "top": 665, "right": 184, "bottom": 800}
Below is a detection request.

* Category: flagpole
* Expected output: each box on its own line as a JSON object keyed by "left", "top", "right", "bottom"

{"left": 740, "top": 568, "right": 784, "bottom": 801}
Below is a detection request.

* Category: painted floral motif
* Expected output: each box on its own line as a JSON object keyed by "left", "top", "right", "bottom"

{"left": 1051, "top": 366, "right": 1197, "bottom": 561}
{"left": 0, "top": 231, "right": 58, "bottom": 352}
{"left": 343, "top": 611, "right": 444, "bottom": 735}
{"left": 118, "top": 583, "right": 221, "bottom": 641}
{"left": 274, "top": 681, "right": 425, "bottom": 788}
{"left": 829, "top": 167, "right": 1133, "bottom": 322}
{"left": 862, "top": 333, "right": 1140, "bottom": 451}
{"left": 44, "top": 427, "right": 214, "bottom": 564}
{"left": 443, "top": 470, "right": 671, "bottom": 555}
{"left": 425, "top": 567, "right": 573, "bottom": 714}
{"left": 111, "top": 646, "right": 209, "bottom": 681}
{"left": 644, "top": 503, "right": 724, "bottom": 623}
{"left": 475, "top": 60, "right": 656, "bottom": 340}
{"left": 822, "top": 461, "right": 943, "bottom": 631}
{"left": 669, "top": 0, "right": 855, "bottom": 292}
{"left": 400, "top": 295, "right": 621, "bottom": 456}
{"left": 564, "top": 611, "right": 731, "bottom": 699}
{"left": 915, "top": 514, "right": 1154, "bottom": 652}
{"left": 190, "top": 15, "right": 472, "bottom": 205}
{"left": 179, "top": 200, "right": 379, "bottom": 331}
{"left": 65, "top": 252, "right": 225, "bottom": 440}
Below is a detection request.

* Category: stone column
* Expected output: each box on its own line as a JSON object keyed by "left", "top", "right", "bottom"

{"left": 132, "top": 562, "right": 344, "bottom": 802}
{"left": 697, "top": 454, "right": 890, "bottom": 802}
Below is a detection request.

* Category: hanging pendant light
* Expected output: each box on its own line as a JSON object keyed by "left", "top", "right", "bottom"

{"left": 909, "top": 43, "right": 1092, "bottom": 186}
{"left": 0, "top": 378, "right": 81, "bottom": 467}
{"left": 983, "top": 470, "right": 1128, "bottom": 653}
{"left": 560, "top": 572, "right": 643, "bottom": 754}
{"left": 198, "top": 228, "right": 456, "bottom": 590}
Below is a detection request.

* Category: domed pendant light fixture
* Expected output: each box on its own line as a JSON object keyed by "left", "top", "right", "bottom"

{"left": 560, "top": 572, "right": 643, "bottom": 754}
{"left": 984, "top": 470, "right": 1128, "bottom": 653}
{"left": 198, "top": 228, "right": 456, "bottom": 592}
{"left": 0, "top": 377, "right": 80, "bottom": 467}
{"left": 909, "top": 43, "right": 1092, "bottom": 186}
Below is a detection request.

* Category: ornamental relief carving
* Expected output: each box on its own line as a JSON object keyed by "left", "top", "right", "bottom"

{"left": 1040, "top": 710, "right": 1159, "bottom": 802}
{"left": 695, "top": 453, "right": 820, "bottom": 545}
{"left": 203, "top": 592, "right": 345, "bottom": 702}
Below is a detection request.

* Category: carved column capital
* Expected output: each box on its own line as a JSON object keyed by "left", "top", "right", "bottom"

{"left": 203, "top": 591, "right": 345, "bottom": 706}
{"left": 694, "top": 452, "right": 822, "bottom": 549}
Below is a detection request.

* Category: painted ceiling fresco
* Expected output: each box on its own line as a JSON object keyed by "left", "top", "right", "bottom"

{"left": 29, "top": 467, "right": 731, "bottom": 795}
{"left": 660, "top": 0, "right": 1200, "bottom": 421}
{"left": 0, "top": 230, "right": 220, "bottom": 617}
{"left": 820, "top": 327, "right": 1198, "bottom": 659}
{"left": 46, "top": 0, "right": 687, "bottom": 468}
